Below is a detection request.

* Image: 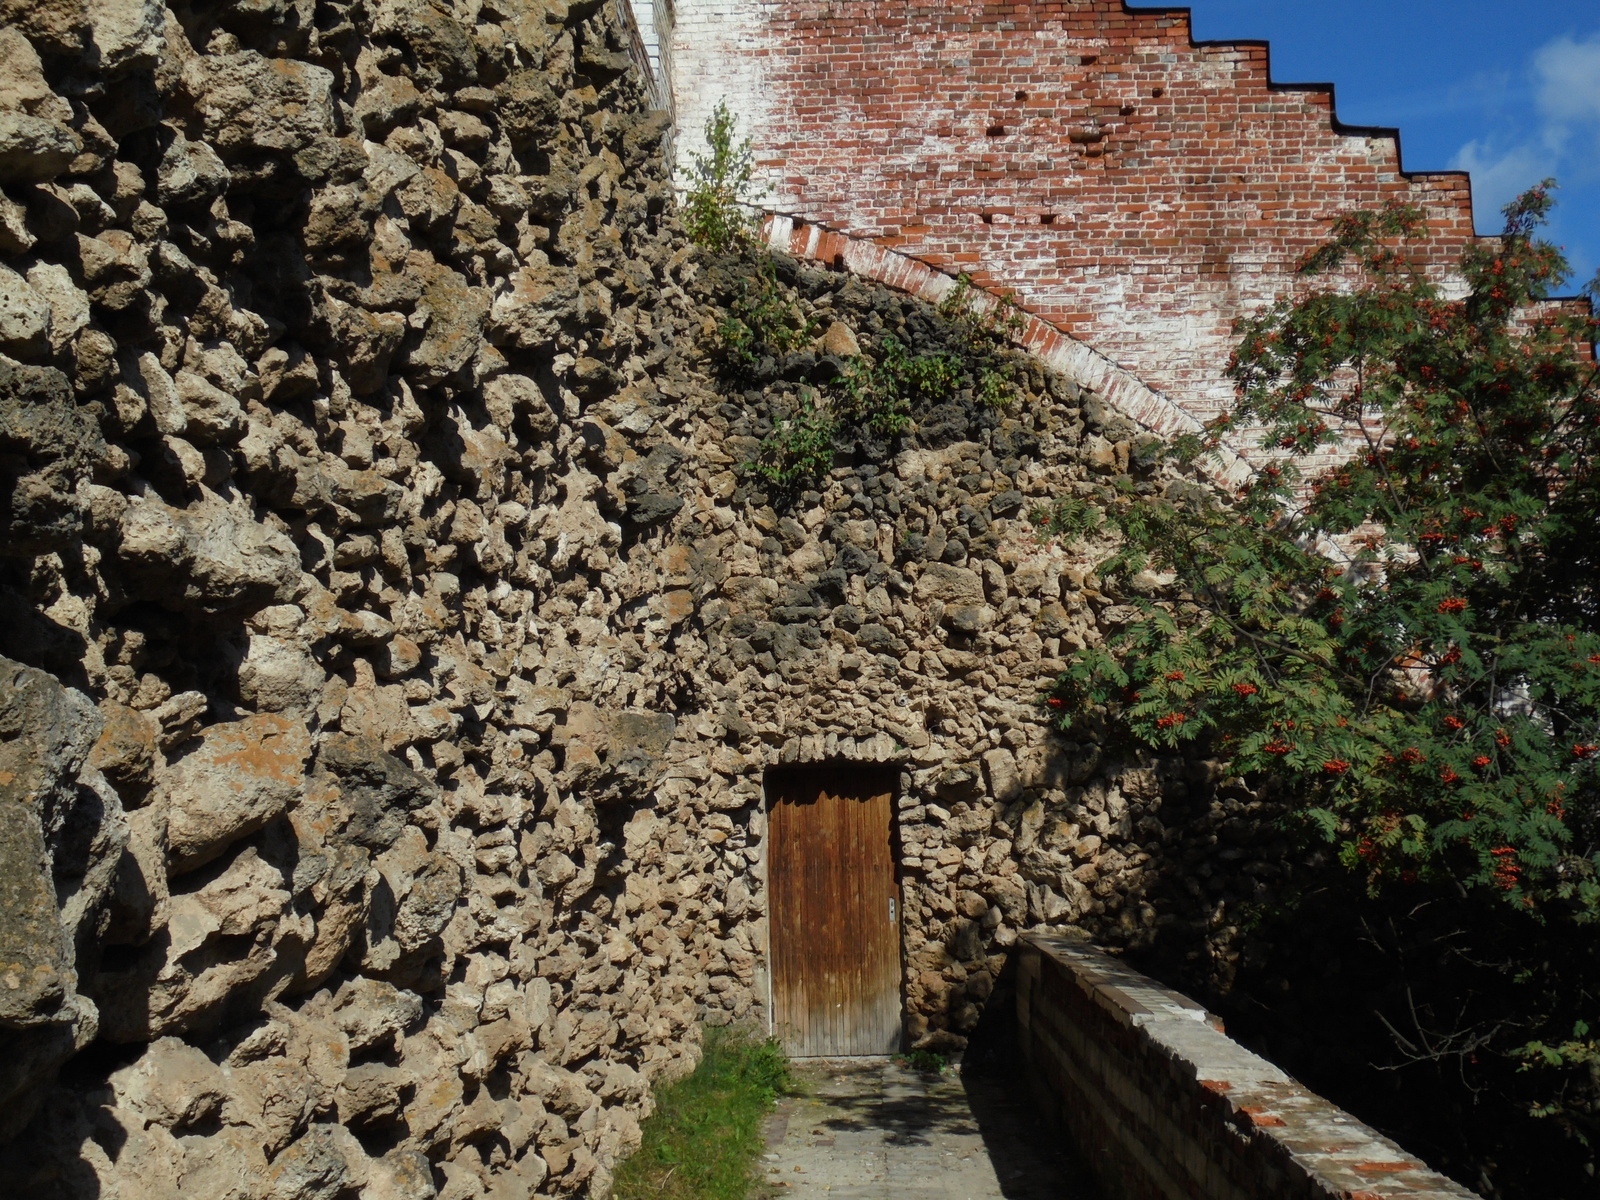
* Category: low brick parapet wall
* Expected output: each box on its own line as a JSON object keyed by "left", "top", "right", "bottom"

{"left": 1016, "top": 933, "right": 1480, "bottom": 1200}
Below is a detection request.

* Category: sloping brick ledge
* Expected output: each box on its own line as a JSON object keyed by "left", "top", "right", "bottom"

{"left": 760, "top": 213, "right": 1252, "bottom": 488}
{"left": 1017, "top": 933, "right": 1480, "bottom": 1200}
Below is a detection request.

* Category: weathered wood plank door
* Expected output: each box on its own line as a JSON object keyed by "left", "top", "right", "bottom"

{"left": 768, "top": 767, "right": 902, "bottom": 1056}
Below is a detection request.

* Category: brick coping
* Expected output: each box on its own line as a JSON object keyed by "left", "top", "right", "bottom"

{"left": 1019, "top": 932, "right": 1482, "bottom": 1200}
{"left": 760, "top": 211, "right": 1252, "bottom": 488}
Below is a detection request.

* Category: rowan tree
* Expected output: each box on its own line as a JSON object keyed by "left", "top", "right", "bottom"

{"left": 1051, "top": 184, "right": 1600, "bottom": 910}
{"left": 1043, "top": 187, "right": 1600, "bottom": 1155}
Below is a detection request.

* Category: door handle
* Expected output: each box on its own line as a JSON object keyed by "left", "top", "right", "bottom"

{"left": 889, "top": 896, "right": 897, "bottom": 925}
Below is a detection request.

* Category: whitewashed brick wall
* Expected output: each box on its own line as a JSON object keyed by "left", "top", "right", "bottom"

{"left": 662, "top": 1, "right": 1491, "bottom": 470}
{"left": 668, "top": 0, "right": 782, "bottom": 203}
{"left": 625, "top": 0, "right": 677, "bottom": 114}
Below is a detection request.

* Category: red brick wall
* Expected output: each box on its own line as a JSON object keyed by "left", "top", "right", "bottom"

{"left": 670, "top": 0, "right": 1481, "bottom": 457}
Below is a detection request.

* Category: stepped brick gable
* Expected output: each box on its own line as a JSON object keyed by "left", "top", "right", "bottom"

{"left": 670, "top": 0, "right": 1482, "bottom": 449}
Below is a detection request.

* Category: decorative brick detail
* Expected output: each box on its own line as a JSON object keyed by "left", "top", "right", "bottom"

{"left": 670, "top": 0, "right": 1485, "bottom": 461}
{"left": 1017, "top": 934, "right": 1483, "bottom": 1200}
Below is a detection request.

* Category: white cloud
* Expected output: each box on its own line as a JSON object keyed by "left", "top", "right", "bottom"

{"left": 1451, "top": 139, "right": 1555, "bottom": 229}
{"left": 1451, "top": 28, "right": 1600, "bottom": 233}
{"left": 1535, "top": 30, "right": 1600, "bottom": 129}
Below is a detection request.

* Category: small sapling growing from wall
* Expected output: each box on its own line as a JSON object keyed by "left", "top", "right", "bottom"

{"left": 682, "top": 99, "right": 756, "bottom": 252}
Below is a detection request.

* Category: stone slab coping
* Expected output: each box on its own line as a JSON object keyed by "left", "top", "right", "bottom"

{"left": 1021, "top": 932, "right": 1483, "bottom": 1200}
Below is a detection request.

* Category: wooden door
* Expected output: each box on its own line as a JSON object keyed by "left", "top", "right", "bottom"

{"left": 768, "top": 767, "right": 902, "bottom": 1056}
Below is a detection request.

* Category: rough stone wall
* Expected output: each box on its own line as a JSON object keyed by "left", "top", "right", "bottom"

{"left": 0, "top": 0, "right": 713, "bottom": 1195}
{"left": 668, "top": 0, "right": 1482, "bottom": 472}
{"left": 0, "top": 0, "right": 1304, "bottom": 1195}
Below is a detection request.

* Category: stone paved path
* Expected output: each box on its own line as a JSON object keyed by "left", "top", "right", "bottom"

{"left": 758, "top": 1059, "right": 1104, "bottom": 1199}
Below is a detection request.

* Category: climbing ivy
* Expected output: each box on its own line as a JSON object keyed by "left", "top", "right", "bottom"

{"left": 833, "top": 336, "right": 956, "bottom": 436}
{"left": 747, "top": 391, "right": 839, "bottom": 488}
{"left": 686, "top": 101, "right": 1043, "bottom": 491}
{"left": 717, "top": 254, "right": 819, "bottom": 366}
{"left": 937, "top": 275, "right": 1027, "bottom": 411}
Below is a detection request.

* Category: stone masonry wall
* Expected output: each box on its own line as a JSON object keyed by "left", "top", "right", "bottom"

{"left": 0, "top": 0, "right": 1305, "bottom": 1193}
{"left": 0, "top": 1, "right": 717, "bottom": 1195}
{"left": 668, "top": 0, "right": 1483, "bottom": 474}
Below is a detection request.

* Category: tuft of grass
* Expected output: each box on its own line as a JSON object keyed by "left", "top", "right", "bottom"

{"left": 613, "top": 1025, "right": 791, "bottom": 1200}
{"left": 896, "top": 1047, "right": 949, "bottom": 1075}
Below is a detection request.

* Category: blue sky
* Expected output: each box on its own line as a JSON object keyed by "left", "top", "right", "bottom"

{"left": 1177, "top": 0, "right": 1600, "bottom": 296}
